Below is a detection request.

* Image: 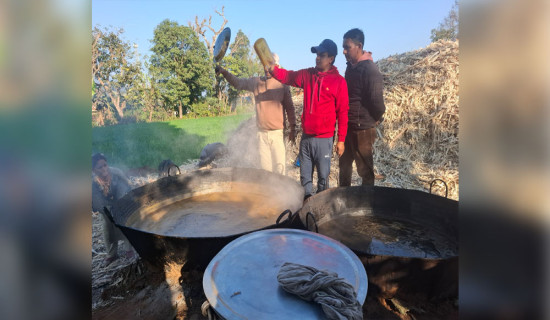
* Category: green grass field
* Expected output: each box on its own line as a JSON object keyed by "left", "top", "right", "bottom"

{"left": 92, "top": 113, "right": 253, "bottom": 169}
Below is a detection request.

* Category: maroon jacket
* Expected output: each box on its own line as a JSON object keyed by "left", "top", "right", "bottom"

{"left": 345, "top": 50, "right": 385, "bottom": 130}
{"left": 272, "top": 65, "right": 349, "bottom": 142}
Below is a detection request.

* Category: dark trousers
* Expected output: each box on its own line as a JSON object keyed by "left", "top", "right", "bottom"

{"left": 339, "top": 128, "right": 377, "bottom": 186}
{"left": 299, "top": 134, "right": 334, "bottom": 197}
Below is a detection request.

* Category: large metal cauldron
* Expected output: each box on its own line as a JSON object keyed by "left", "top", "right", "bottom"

{"left": 297, "top": 185, "right": 458, "bottom": 301}
{"left": 107, "top": 167, "right": 304, "bottom": 270}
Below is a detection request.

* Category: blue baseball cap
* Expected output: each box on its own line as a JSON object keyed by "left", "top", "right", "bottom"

{"left": 311, "top": 39, "right": 338, "bottom": 57}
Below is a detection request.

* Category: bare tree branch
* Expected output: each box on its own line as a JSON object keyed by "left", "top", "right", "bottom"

{"left": 188, "top": 6, "right": 227, "bottom": 57}
{"left": 229, "top": 36, "right": 244, "bottom": 56}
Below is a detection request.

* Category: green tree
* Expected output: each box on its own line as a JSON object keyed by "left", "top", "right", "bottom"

{"left": 124, "top": 59, "right": 164, "bottom": 122}
{"left": 228, "top": 29, "right": 262, "bottom": 77}
{"left": 188, "top": 7, "right": 229, "bottom": 114}
{"left": 430, "top": 0, "right": 459, "bottom": 42}
{"left": 149, "top": 19, "right": 213, "bottom": 118}
{"left": 92, "top": 26, "right": 141, "bottom": 124}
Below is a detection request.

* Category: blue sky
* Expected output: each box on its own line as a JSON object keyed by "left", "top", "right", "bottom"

{"left": 92, "top": 0, "right": 456, "bottom": 73}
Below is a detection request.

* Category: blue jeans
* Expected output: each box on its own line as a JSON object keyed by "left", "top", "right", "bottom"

{"left": 299, "top": 134, "right": 334, "bottom": 197}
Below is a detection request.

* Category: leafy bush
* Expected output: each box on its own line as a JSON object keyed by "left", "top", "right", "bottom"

{"left": 187, "top": 101, "right": 215, "bottom": 118}
{"left": 117, "top": 115, "right": 138, "bottom": 125}
{"left": 185, "top": 97, "right": 231, "bottom": 118}
{"left": 124, "top": 107, "right": 174, "bottom": 123}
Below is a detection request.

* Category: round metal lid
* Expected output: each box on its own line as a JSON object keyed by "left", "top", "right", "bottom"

{"left": 213, "top": 27, "right": 231, "bottom": 63}
{"left": 203, "top": 228, "right": 368, "bottom": 319}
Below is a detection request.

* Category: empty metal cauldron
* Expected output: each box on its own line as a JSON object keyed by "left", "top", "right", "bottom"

{"left": 297, "top": 185, "right": 458, "bottom": 301}
{"left": 107, "top": 167, "right": 305, "bottom": 270}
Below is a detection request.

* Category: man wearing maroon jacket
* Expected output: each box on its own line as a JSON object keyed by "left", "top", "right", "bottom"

{"left": 267, "top": 39, "right": 349, "bottom": 200}
{"left": 340, "top": 28, "right": 386, "bottom": 186}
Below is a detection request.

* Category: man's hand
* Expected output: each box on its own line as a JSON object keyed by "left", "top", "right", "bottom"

{"left": 289, "top": 129, "right": 296, "bottom": 145}
{"left": 264, "top": 63, "right": 275, "bottom": 75}
{"left": 336, "top": 141, "right": 345, "bottom": 157}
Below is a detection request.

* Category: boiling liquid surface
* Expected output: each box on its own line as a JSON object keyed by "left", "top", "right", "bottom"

{"left": 126, "top": 192, "right": 284, "bottom": 237}
{"left": 318, "top": 210, "right": 457, "bottom": 259}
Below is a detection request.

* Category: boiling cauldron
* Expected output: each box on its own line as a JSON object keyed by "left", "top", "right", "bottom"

{"left": 107, "top": 167, "right": 304, "bottom": 270}
{"left": 297, "top": 185, "right": 458, "bottom": 301}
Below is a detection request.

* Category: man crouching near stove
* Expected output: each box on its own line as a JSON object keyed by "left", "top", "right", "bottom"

{"left": 92, "top": 153, "right": 136, "bottom": 266}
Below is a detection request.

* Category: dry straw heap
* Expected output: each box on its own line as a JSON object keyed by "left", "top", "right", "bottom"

{"left": 375, "top": 39, "right": 459, "bottom": 200}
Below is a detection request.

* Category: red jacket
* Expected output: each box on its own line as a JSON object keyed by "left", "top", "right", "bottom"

{"left": 272, "top": 65, "right": 349, "bottom": 142}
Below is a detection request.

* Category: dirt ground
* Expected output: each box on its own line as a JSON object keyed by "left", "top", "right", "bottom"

{"left": 92, "top": 226, "right": 456, "bottom": 319}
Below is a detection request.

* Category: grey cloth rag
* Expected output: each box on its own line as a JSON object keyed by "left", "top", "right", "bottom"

{"left": 277, "top": 262, "right": 363, "bottom": 320}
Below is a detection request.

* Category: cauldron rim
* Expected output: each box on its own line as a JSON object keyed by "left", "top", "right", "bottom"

{"left": 297, "top": 185, "right": 459, "bottom": 260}
{"left": 108, "top": 167, "right": 305, "bottom": 268}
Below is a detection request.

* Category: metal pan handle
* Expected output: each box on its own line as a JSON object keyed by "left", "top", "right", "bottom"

{"left": 103, "top": 206, "right": 116, "bottom": 224}
{"left": 168, "top": 164, "right": 181, "bottom": 176}
{"left": 430, "top": 179, "right": 448, "bottom": 198}
{"left": 201, "top": 300, "right": 219, "bottom": 320}
{"left": 305, "top": 212, "right": 319, "bottom": 233}
{"left": 276, "top": 209, "right": 294, "bottom": 225}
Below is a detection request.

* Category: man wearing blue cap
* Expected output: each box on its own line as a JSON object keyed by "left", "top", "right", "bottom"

{"left": 267, "top": 39, "right": 349, "bottom": 200}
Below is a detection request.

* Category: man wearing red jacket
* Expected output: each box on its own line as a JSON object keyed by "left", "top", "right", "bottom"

{"left": 267, "top": 39, "right": 349, "bottom": 200}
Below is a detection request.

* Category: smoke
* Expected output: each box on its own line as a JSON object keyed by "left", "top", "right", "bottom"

{"left": 220, "top": 116, "right": 261, "bottom": 169}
